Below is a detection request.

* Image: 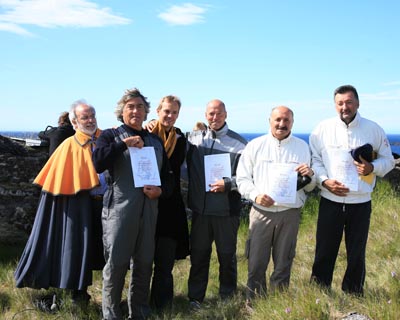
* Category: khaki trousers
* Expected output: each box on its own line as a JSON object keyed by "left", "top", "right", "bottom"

{"left": 246, "top": 206, "right": 300, "bottom": 299}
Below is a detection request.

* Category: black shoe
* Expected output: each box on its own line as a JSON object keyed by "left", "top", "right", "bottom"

{"left": 72, "top": 290, "right": 91, "bottom": 305}
{"left": 189, "top": 299, "right": 201, "bottom": 311}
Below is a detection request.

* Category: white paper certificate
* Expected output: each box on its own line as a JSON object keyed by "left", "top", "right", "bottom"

{"left": 129, "top": 146, "right": 161, "bottom": 187}
{"left": 204, "top": 153, "right": 231, "bottom": 192}
{"left": 327, "top": 149, "right": 359, "bottom": 191}
{"left": 266, "top": 163, "right": 297, "bottom": 204}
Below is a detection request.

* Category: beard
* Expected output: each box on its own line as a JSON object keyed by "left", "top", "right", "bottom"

{"left": 77, "top": 122, "right": 97, "bottom": 135}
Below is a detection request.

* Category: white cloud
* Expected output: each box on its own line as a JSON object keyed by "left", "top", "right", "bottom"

{"left": 382, "top": 81, "right": 400, "bottom": 87}
{"left": 158, "top": 3, "right": 207, "bottom": 25}
{"left": 0, "top": 0, "right": 131, "bottom": 35}
{"left": 361, "top": 89, "right": 400, "bottom": 101}
{"left": 0, "top": 21, "right": 35, "bottom": 36}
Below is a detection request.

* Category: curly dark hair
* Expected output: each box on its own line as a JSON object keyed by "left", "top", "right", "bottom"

{"left": 115, "top": 88, "right": 150, "bottom": 122}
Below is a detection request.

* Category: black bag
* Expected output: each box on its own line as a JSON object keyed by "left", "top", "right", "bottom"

{"left": 296, "top": 173, "right": 312, "bottom": 190}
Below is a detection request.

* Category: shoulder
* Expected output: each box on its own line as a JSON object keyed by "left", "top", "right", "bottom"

{"left": 290, "top": 137, "right": 310, "bottom": 156}
{"left": 311, "top": 117, "right": 336, "bottom": 135}
{"left": 242, "top": 135, "right": 266, "bottom": 155}
{"left": 100, "top": 127, "right": 117, "bottom": 135}
{"left": 59, "top": 125, "right": 74, "bottom": 131}
{"left": 175, "top": 126, "right": 184, "bottom": 135}
{"left": 359, "top": 116, "right": 385, "bottom": 131}
{"left": 175, "top": 127, "right": 187, "bottom": 140}
{"left": 39, "top": 125, "right": 56, "bottom": 137}
{"left": 146, "top": 131, "right": 164, "bottom": 145}
{"left": 44, "top": 125, "right": 56, "bottom": 132}
{"left": 98, "top": 127, "right": 120, "bottom": 140}
{"left": 291, "top": 135, "right": 308, "bottom": 146}
{"left": 249, "top": 134, "right": 268, "bottom": 145}
{"left": 226, "top": 129, "right": 248, "bottom": 145}
{"left": 54, "top": 126, "right": 74, "bottom": 137}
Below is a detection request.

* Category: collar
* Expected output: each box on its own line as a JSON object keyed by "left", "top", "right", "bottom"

{"left": 209, "top": 122, "right": 229, "bottom": 138}
{"left": 335, "top": 112, "right": 361, "bottom": 128}
{"left": 122, "top": 124, "right": 147, "bottom": 138}
{"left": 73, "top": 129, "right": 101, "bottom": 147}
{"left": 268, "top": 129, "right": 293, "bottom": 145}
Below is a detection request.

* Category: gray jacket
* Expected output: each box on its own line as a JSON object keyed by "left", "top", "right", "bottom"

{"left": 187, "top": 123, "right": 247, "bottom": 216}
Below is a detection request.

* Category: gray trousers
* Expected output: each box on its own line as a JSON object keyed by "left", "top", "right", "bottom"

{"left": 102, "top": 200, "right": 157, "bottom": 320}
{"left": 246, "top": 206, "right": 300, "bottom": 299}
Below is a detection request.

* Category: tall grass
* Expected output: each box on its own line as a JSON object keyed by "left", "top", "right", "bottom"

{"left": 1, "top": 179, "right": 399, "bottom": 319}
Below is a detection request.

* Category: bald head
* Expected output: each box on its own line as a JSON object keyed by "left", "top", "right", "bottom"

{"left": 269, "top": 106, "right": 294, "bottom": 141}
{"left": 205, "top": 99, "right": 227, "bottom": 131}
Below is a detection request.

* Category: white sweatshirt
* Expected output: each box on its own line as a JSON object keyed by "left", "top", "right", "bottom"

{"left": 237, "top": 131, "right": 315, "bottom": 212}
{"left": 310, "top": 112, "right": 395, "bottom": 204}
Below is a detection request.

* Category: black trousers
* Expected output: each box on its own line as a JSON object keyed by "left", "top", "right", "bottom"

{"left": 150, "top": 236, "right": 177, "bottom": 310}
{"left": 188, "top": 213, "right": 240, "bottom": 302}
{"left": 311, "top": 197, "right": 371, "bottom": 294}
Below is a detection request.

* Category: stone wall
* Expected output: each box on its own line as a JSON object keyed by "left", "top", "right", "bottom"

{"left": 0, "top": 135, "right": 47, "bottom": 244}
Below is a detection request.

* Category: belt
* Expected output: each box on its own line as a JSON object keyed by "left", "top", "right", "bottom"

{"left": 91, "top": 195, "right": 103, "bottom": 201}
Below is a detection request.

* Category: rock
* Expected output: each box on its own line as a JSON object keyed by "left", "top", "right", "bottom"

{"left": 0, "top": 135, "right": 47, "bottom": 244}
{"left": 342, "top": 312, "right": 371, "bottom": 320}
{"left": 383, "top": 157, "right": 400, "bottom": 190}
{"left": 0, "top": 135, "right": 28, "bottom": 156}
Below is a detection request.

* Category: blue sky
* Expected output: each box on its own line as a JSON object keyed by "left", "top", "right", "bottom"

{"left": 1, "top": 0, "right": 399, "bottom": 134}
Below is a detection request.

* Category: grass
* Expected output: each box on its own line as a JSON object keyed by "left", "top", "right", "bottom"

{"left": 1, "top": 179, "right": 400, "bottom": 319}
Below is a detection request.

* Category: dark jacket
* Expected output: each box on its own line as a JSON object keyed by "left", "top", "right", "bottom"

{"left": 38, "top": 125, "right": 75, "bottom": 156}
{"left": 92, "top": 125, "right": 174, "bottom": 205}
{"left": 155, "top": 127, "right": 189, "bottom": 259}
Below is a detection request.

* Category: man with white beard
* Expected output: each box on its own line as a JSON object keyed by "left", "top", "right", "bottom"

{"left": 15, "top": 100, "right": 105, "bottom": 305}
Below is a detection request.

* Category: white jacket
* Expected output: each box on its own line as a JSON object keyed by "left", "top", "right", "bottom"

{"left": 310, "top": 112, "right": 395, "bottom": 204}
{"left": 237, "top": 131, "right": 315, "bottom": 212}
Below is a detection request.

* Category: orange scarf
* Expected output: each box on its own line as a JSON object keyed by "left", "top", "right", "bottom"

{"left": 150, "top": 120, "right": 177, "bottom": 158}
{"left": 34, "top": 129, "right": 101, "bottom": 195}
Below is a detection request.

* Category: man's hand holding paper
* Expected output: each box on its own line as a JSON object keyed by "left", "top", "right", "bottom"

{"left": 204, "top": 153, "right": 231, "bottom": 192}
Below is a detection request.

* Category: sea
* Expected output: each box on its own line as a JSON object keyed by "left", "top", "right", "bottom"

{"left": 1, "top": 131, "right": 400, "bottom": 156}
